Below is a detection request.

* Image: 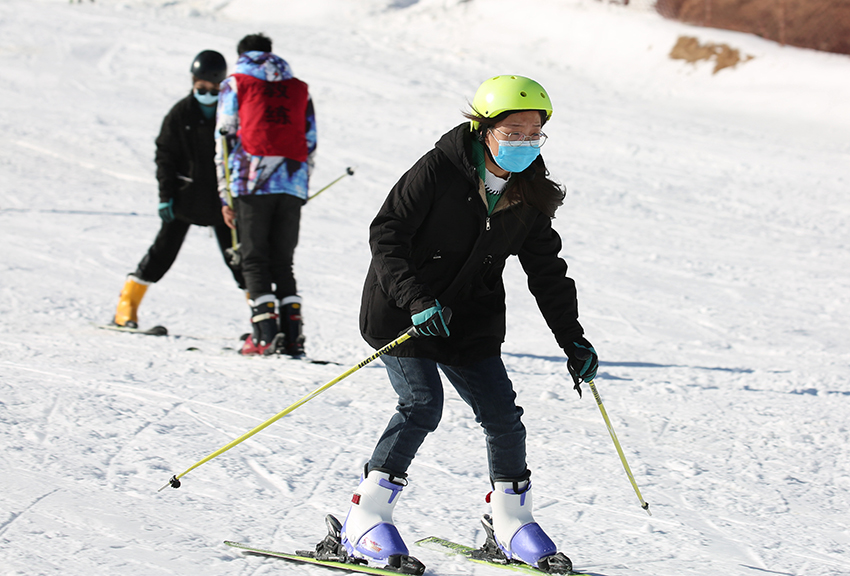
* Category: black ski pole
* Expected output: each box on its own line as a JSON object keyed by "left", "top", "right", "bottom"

{"left": 307, "top": 166, "right": 355, "bottom": 201}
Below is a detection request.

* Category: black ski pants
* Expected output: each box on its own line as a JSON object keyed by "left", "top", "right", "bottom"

{"left": 235, "top": 193, "right": 302, "bottom": 301}
{"left": 134, "top": 218, "right": 245, "bottom": 289}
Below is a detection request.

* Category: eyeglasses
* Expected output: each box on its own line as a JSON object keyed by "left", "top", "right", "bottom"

{"left": 196, "top": 87, "right": 220, "bottom": 96}
{"left": 491, "top": 127, "right": 548, "bottom": 148}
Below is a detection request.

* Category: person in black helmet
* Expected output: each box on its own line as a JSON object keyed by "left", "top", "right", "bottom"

{"left": 111, "top": 50, "right": 246, "bottom": 329}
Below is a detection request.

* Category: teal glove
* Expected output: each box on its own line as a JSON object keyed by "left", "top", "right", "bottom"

{"left": 411, "top": 300, "right": 450, "bottom": 338}
{"left": 158, "top": 199, "right": 175, "bottom": 223}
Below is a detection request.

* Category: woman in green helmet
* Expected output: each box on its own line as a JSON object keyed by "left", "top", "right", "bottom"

{"left": 328, "top": 76, "right": 598, "bottom": 575}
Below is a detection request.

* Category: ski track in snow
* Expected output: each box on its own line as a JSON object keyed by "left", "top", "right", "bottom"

{"left": 1, "top": 1, "right": 849, "bottom": 575}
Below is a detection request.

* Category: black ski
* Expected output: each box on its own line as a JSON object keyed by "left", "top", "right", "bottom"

{"left": 185, "top": 344, "right": 340, "bottom": 364}
{"left": 287, "top": 355, "right": 341, "bottom": 366}
{"left": 95, "top": 323, "right": 168, "bottom": 336}
{"left": 236, "top": 332, "right": 341, "bottom": 364}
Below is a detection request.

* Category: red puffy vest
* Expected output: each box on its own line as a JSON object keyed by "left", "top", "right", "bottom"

{"left": 234, "top": 74, "right": 310, "bottom": 161}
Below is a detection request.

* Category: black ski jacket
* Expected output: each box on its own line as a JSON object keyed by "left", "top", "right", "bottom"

{"left": 154, "top": 93, "right": 223, "bottom": 226}
{"left": 360, "top": 123, "right": 584, "bottom": 365}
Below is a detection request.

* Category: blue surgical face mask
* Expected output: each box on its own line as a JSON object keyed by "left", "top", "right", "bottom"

{"left": 193, "top": 89, "right": 218, "bottom": 106}
{"left": 492, "top": 140, "right": 540, "bottom": 173}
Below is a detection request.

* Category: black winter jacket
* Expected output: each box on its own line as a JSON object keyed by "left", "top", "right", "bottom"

{"left": 360, "top": 123, "right": 584, "bottom": 365}
{"left": 154, "top": 93, "right": 224, "bottom": 226}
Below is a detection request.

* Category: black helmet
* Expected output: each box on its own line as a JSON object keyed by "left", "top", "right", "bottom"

{"left": 190, "top": 50, "right": 227, "bottom": 84}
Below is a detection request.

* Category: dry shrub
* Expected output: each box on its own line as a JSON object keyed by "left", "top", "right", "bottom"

{"left": 669, "top": 35, "right": 754, "bottom": 73}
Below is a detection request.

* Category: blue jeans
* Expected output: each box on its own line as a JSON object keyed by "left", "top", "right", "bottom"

{"left": 369, "top": 355, "right": 527, "bottom": 480}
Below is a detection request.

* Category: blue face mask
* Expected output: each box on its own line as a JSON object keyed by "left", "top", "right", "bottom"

{"left": 193, "top": 89, "right": 218, "bottom": 106}
{"left": 492, "top": 140, "right": 540, "bottom": 173}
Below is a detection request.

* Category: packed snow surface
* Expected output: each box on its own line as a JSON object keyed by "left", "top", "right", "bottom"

{"left": 1, "top": 1, "right": 849, "bottom": 575}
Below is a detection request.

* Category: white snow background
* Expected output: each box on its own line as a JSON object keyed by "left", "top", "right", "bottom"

{"left": 1, "top": 0, "right": 849, "bottom": 575}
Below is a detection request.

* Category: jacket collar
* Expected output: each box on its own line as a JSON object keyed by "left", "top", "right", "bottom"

{"left": 434, "top": 124, "right": 520, "bottom": 215}
{"left": 435, "top": 123, "right": 479, "bottom": 186}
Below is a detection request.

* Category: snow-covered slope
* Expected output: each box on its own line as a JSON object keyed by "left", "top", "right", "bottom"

{"left": 1, "top": 1, "right": 848, "bottom": 575}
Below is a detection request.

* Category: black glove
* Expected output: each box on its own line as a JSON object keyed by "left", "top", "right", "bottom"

{"left": 565, "top": 336, "right": 598, "bottom": 397}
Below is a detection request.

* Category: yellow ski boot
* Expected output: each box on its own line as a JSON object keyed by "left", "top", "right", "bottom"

{"left": 113, "top": 276, "right": 149, "bottom": 328}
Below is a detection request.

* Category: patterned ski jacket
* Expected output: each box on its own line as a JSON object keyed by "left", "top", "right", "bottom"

{"left": 215, "top": 51, "right": 317, "bottom": 202}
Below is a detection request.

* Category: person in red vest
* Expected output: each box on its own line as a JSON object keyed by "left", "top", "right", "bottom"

{"left": 216, "top": 33, "right": 317, "bottom": 356}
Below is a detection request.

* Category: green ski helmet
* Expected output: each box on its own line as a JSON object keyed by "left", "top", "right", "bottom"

{"left": 470, "top": 75, "right": 552, "bottom": 130}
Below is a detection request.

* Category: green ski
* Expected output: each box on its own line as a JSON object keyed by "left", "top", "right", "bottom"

{"left": 224, "top": 541, "right": 422, "bottom": 576}
{"left": 415, "top": 536, "right": 595, "bottom": 575}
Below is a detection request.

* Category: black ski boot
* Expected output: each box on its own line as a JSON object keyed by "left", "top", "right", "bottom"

{"left": 278, "top": 297, "right": 305, "bottom": 356}
{"left": 240, "top": 297, "right": 281, "bottom": 356}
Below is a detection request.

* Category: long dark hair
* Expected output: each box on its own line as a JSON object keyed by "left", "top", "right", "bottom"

{"left": 463, "top": 109, "right": 566, "bottom": 218}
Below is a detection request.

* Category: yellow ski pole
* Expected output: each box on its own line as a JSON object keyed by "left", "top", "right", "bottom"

{"left": 587, "top": 379, "right": 651, "bottom": 515}
{"left": 219, "top": 131, "right": 239, "bottom": 262}
{"left": 158, "top": 309, "right": 451, "bottom": 492}
{"left": 307, "top": 166, "right": 355, "bottom": 201}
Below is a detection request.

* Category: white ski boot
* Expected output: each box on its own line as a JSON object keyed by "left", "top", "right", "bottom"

{"left": 480, "top": 476, "right": 572, "bottom": 573}
{"left": 340, "top": 468, "right": 424, "bottom": 574}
